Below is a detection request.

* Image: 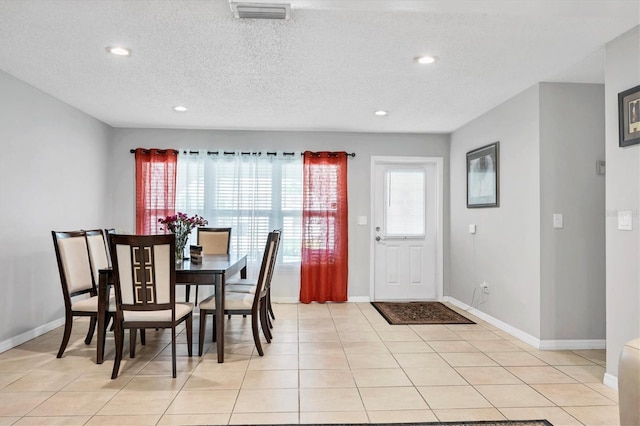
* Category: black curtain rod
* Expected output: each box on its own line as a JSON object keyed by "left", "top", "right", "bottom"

{"left": 303, "top": 152, "right": 356, "bottom": 158}
{"left": 130, "top": 149, "right": 355, "bottom": 157}
{"left": 129, "top": 148, "right": 179, "bottom": 155}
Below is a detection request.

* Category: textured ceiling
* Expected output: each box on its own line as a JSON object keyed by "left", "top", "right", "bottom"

{"left": 0, "top": 0, "right": 638, "bottom": 133}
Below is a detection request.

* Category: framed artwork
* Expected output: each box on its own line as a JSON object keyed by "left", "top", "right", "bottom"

{"left": 618, "top": 85, "right": 640, "bottom": 147}
{"left": 467, "top": 142, "right": 499, "bottom": 208}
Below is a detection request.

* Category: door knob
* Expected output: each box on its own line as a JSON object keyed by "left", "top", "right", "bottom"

{"left": 375, "top": 236, "right": 381, "bottom": 241}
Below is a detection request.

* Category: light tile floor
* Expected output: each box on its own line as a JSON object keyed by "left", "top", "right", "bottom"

{"left": 0, "top": 302, "right": 617, "bottom": 425}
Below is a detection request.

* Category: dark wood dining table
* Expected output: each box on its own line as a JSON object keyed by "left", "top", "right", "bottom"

{"left": 96, "top": 253, "right": 247, "bottom": 364}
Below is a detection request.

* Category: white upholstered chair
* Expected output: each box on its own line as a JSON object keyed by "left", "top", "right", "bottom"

{"left": 51, "top": 230, "right": 115, "bottom": 358}
{"left": 108, "top": 233, "right": 193, "bottom": 379}
{"left": 198, "top": 231, "right": 278, "bottom": 357}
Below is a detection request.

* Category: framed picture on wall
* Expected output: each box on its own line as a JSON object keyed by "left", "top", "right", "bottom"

{"left": 467, "top": 142, "right": 499, "bottom": 208}
{"left": 618, "top": 85, "right": 640, "bottom": 147}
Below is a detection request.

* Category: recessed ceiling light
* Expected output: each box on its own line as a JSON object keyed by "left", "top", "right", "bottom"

{"left": 415, "top": 55, "right": 437, "bottom": 64}
{"left": 106, "top": 46, "right": 131, "bottom": 56}
{"left": 374, "top": 110, "right": 388, "bottom": 116}
{"left": 173, "top": 106, "right": 188, "bottom": 112}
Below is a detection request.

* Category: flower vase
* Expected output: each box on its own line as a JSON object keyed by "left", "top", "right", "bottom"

{"left": 174, "top": 233, "right": 189, "bottom": 263}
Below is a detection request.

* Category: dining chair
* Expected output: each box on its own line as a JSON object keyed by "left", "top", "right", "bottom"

{"left": 186, "top": 227, "right": 232, "bottom": 304}
{"left": 108, "top": 233, "right": 193, "bottom": 379}
{"left": 51, "top": 230, "right": 115, "bottom": 358}
{"left": 198, "top": 231, "right": 278, "bottom": 357}
{"left": 225, "top": 229, "right": 281, "bottom": 331}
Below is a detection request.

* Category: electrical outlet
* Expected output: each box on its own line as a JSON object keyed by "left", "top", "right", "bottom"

{"left": 481, "top": 281, "right": 489, "bottom": 294}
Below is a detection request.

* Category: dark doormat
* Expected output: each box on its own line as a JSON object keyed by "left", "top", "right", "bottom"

{"left": 371, "top": 301, "right": 475, "bottom": 325}
{"left": 233, "top": 420, "right": 552, "bottom": 425}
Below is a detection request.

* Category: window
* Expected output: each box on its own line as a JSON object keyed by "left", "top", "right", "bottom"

{"left": 384, "top": 168, "right": 425, "bottom": 236}
{"left": 175, "top": 152, "right": 302, "bottom": 265}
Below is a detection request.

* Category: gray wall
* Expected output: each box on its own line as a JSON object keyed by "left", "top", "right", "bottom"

{"left": 0, "top": 70, "right": 111, "bottom": 345}
{"left": 605, "top": 26, "right": 640, "bottom": 378}
{"left": 450, "top": 85, "right": 542, "bottom": 337}
{"left": 108, "top": 128, "right": 450, "bottom": 301}
{"left": 539, "top": 83, "right": 606, "bottom": 341}
{"left": 450, "top": 82, "right": 607, "bottom": 343}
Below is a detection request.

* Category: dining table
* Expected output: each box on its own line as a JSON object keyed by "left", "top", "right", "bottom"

{"left": 96, "top": 253, "right": 247, "bottom": 364}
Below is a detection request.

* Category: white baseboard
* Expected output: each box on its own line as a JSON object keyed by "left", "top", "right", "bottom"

{"left": 271, "top": 297, "right": 370, "bottom": 303}
{"left": 0, "top": 317, "right": 65, "bottom": 354}
{"left": 538, "top": 339, "right": 606, "bottom": 350}
{"left": 603, "top": 373, "right": 618, "bottom": 391}
{"left": 445, "top": 297, "right": 605, "bottom": 351}
{"left": 445, "top": 296, "right": 541, "bottom": 348}
{"left": 271, "top": 297, "right": 299, "bottom": 304}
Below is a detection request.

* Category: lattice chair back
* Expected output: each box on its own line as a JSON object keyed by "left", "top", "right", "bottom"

{"left": 109, "top": 234, "right": 176, "bottom": 317}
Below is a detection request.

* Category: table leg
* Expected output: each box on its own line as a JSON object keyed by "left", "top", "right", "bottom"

{"left": 215, "top": 275, "right": 225, "bottom": 363}
{"left": 97, "top": 270, "right": 108, "bottom": 364}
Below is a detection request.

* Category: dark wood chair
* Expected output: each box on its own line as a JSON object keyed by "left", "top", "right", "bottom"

{"left": 225, "top": 229, "right": 281, "bottom": 332}
{"left": 186, "top": 227, "right": 232, "bottom": 304}
{"left": 108, "top": 233, "right": 193, "bottom": 379}
{"left": 198, "top": 231, "right": 278, "bottom": 357}
{"left": 51, "top": 230, "right": 115, "bottom": 358}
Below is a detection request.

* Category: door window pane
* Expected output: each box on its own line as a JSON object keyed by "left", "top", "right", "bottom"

{"left": 385, "top": 169, "right": 425, "bottom": 236}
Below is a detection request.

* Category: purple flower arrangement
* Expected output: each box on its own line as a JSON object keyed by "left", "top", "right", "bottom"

{"left": 159, "top": 212, "right": 208, "bottom": 261}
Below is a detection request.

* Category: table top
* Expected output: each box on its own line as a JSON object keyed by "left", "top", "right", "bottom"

{"left": 176, "top": 253, "right": 247, "bottom": 274}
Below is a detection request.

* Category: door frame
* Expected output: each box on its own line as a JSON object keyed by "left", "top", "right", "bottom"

{"left": 369, "top": 156, "right": 444, "bottom": 302}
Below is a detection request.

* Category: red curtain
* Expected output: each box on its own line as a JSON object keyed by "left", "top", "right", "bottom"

{"left": 135, "top": 148, "right": 178, "bottom": 235}
{"left": 300, "top": 151, "right": 348, "bottom": 303}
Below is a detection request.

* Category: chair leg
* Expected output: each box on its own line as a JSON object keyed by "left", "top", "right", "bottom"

{"left": 251, "top": 310, "right": 264, "bottom": 356}
{"left": 57, "top": 312, "right": 73, "bottom": 358}
{"left": 199, "top": 309, "right": 207, "bottom": 356}
{"left": 260, "top": 300, "right": 273, "bottom": 343}
{"left": 111, "top": 320, "right": 124, "bottom": 379}
{"left": 140, "top": 329, "right": 146, "bottom": 345}
{"left": 186, "top": 315, "right": 193, "bottom": 357}
{"left": 171, "top": 326, "right": 177, "bottom": 378}
{"left": 260, "top": 303, "right": 271, "bottom": 343}
{"left": 84, "top": 316, "right": 97, "bottom": 344}
{"left": 268, "top": 290, "right": 275, "bottom": 321}
{"left": 129, "top": 329, "right": 137, "bottom": 358}
{"left": 194, "top": 286, "right": 199, "bottom": 307}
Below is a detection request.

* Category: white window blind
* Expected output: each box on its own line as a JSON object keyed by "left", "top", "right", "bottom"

{"left": 176, "top": 151, "right": 302, "bottom": 270}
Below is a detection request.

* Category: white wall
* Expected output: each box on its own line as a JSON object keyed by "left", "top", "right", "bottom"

{"left": 604, "top": 26, "right": 640, "bottom": 378}
{"left": 0, "top": 70, "right": 111, "bottom": 347}
{"left": 450, "top": 85, "right": 542, "bottom": 337}
{"left": 539, "top": 83, "right": 606, "bottom": 341}
{"left": 108, "top": 128, "right": 450, "bottom": 301}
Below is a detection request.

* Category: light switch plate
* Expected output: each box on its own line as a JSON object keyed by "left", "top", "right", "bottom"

{"left": 357, "top": 216, "right": 367, "bottom": 226}
{"left": 618, "top": 210, "right": 633, "bottom": 231}
{"left": 469, "top": 224, "right": 476, "bottom": 234}
{"left": 553, "top": 213, "right": 563, "bottom": 229}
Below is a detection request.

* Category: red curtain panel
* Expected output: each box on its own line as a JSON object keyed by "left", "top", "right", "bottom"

{"left": 300, "top": 151, "right": 348, "bottom": 303}
{"left": 135, "top": 148, "right": 178, "bottom": 235}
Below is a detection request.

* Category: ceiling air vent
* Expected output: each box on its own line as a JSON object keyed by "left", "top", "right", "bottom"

{"left": 231, "top": 2, "right": 290, "bottom": 20}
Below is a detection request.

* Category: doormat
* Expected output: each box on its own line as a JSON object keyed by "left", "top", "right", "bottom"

{"left": 240, "top": 420, "right": 552, "bottom": 426}
{"left": 371, "top": 301, "right": 475, "bottom": 325}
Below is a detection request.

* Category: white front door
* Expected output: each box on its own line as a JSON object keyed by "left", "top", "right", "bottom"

{"left": 371, "top": 157, "right": 442, "bottom": 301}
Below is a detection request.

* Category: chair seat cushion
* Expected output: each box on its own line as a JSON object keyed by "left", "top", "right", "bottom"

{"left": 123, "top": 302, "right": 194, "bottom": 323}
{"left": 226, "top": 284, "right": 256, "bottom": 294}
{"left": 72, "top": 295, "right": 116, "bottom": 312}
{"left": 199, "top": 293, "right": 253, "bottom": 311}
